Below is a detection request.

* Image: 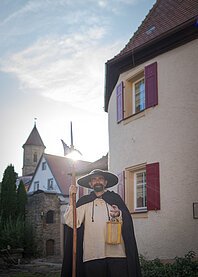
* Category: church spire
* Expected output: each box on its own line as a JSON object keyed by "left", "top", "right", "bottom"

{"left": 23, "top": 123, "right": 45, "bottom": 148}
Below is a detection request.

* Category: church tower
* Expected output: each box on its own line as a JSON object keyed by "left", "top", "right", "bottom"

{"left": 22, "top": 123, "right": 46, "bottom": 176}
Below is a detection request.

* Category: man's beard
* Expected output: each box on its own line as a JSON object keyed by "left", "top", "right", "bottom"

{"left": 93, "top": 183, "right": 104, "bottom": 192}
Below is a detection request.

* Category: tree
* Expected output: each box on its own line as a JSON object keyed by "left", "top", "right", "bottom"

{"left": 17, "top": 180, "right": 27, "bottom": 218}
{"left": 0, "top": 164, "right": 17, "bottom": 222}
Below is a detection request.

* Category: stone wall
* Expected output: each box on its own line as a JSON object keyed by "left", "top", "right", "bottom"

{"left": 26, "top": 191, "right": 62, "bottom": 257}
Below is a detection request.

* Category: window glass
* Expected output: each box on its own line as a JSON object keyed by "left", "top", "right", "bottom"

{"left": 42, "top": 162, "right": 46, "bottom": 170}
{"left": 135, "top": 171, "right": 146, "bottom": 209}
{"left": 34, "top": 181, "right": 39, "bottom": 191}
{"left": 48, "top": 178, "right": 53, "bottom": 190}
{"left": 134, "top": 79, "right": 145, "bottom": 113}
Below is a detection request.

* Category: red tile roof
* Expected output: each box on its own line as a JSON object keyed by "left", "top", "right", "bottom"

{"left": 112, "top": 0, "right": 198, "bottom": 61}
{"left": 23, "top": 125, "right": 46, "bottom": 147}
{"left": 44, "top": 154, "right": 91, "bottom": 195}
{"left": 76, "top": 154, "right": 108, "bottom": 176}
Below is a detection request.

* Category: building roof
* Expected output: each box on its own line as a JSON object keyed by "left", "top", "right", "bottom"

{"left": 114, "top": 0, "right": 198, "bottom": 60}
{"left": 104, "top": 0, "right": 198, "bottom": 111}
{"left": 17, "top": 176, "right": 32, "bottom": 191}
{"left": 76, "top": 154, "right": 108, "bottom": 176}
{"left": 44, "top": 154, "right": 91, "bottom": 195}
{"left": 23, "top": 125, "right": 46, "bottom": 148}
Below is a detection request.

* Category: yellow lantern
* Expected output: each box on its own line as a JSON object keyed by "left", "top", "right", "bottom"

{"left": 106, "top": 219, "right": 122, "bottom": 245}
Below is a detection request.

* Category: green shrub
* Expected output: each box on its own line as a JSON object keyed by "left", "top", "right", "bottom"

{"left": 0, "top": 216, "right": 25, "bottom": 249}
{"left": 23, "top": 221, "right": 36, "bottom": 257}
{"left": 0, "top": 215, "right": 36, "bottom": 257}
{"left": 140, "top": 251, "right": 198, "bottom": 277}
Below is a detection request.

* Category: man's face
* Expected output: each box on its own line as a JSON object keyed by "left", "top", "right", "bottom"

{"left": 89, "top": 175, "right": 107, "bottom": 192}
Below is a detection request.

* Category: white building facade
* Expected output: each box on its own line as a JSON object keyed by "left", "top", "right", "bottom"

{"left": 105, "top": 1, "right": 198, "bottom": 260}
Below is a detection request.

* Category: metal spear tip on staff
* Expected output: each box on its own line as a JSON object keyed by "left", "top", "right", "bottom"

{"left": 66, "top": 148, "right": 82, "bottom": 161}
{"left": 61, "top": 121, "right": 82, "bottom": 277}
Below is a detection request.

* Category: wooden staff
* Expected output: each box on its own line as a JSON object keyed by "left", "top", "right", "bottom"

{"left": 71, "top": 122, "right": 77, "bottom": 277}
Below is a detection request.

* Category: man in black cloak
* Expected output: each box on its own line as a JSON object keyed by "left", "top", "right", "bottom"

{"left": 61, "top": 169, "right": 142, "bottom": 277}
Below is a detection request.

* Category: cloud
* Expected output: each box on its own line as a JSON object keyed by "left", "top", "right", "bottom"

{"left": 1, "top": 0, "right": 139, "bottom": 28}
{"left": 0, "top": 27, "right": 122, "bottom": 113}
{"left": 0, "top": 1, "right": 43, "bottom": 26}
{"left": 0, "top": 0, "right": 133, "bottom": 113}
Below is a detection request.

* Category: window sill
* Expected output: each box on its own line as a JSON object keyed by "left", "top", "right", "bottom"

{"left": 123, "top": 110, "right": 145, "bottom": 125}
{"left": 131, "top": 209, "right": 148, "bottom": 219}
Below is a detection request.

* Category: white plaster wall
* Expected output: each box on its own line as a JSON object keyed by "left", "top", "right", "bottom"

{"left": 29, "top": 156, "right": 61, "bottom": 194}
{"left": 108, "top": 40, "right": 198, "bottom": 259}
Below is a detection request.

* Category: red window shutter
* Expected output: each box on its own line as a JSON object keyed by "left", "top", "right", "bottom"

{"left": 116, "top": 82, "right": 124, "bottom": 123}
{"left": 145, "top": 62, "right": 158, "bottom": 108}
{"left": 78, "top": 186, "right": 84, "bottom": 199}
{"left": 146, "top": 162, "right": 160, "bottom": 210}
{"left": 117, "top": 171, "right": 125, "bottom": 201}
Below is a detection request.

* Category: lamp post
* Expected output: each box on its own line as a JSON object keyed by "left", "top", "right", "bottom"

{"left": 64, "top": 122, "right": 82, "bottom": 277}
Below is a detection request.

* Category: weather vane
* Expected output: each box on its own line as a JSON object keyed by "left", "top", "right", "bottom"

{"left": 34, "top": 117, "right": 37, "bottom": 127}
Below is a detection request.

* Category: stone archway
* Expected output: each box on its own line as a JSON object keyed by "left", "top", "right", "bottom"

{"left": 46, "top": 239, "right": 55, "bottom": 256}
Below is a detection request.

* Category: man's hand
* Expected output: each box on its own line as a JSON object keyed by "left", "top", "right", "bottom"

{"left": 69, "top": 184, "right": 78, "bottom": 196}
{"left": 110, "top": 205, "right": 120, "bottom": 218}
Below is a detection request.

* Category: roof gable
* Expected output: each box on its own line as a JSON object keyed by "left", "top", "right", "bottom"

{"left": 28, "top": 153, "right": 91, "bottom": 195}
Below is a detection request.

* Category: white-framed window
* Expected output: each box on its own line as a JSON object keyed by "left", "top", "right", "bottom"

{"left": 133, "top": 78, "right": 145, "bottom": 113}
{"left": 125, "top": 162, "right": 160, "bottom": 215}
{"left": 134, "top": 170, "right": 147, "bottom": 210}
{"left": 42, "top": 162, "right": 47, "bottom": 170}
{"left": 122, "top": 70, "right": 145, "bottom": 119}
{"left": 47, "top": 178, "right": 54, "bottom": 190}
{"left": 34, "top": 181, "right": 39, "bottom": 191}
{"left": 116, "top": 62, "right": 158, "bottom": 122}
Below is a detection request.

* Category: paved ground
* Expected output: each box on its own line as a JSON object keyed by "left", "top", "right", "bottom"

{"left": 0, "top": 257, "right": 62, "bottom": 276}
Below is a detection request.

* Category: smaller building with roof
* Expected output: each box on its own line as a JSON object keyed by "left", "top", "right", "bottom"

{"left": 23, "top": 124, "right": 108, "bottom": 258}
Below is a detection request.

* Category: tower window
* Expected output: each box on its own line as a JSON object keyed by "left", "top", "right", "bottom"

{"left": 46, "top": 210, "right": 54, "bottom": 224}
{"left": 33, "top": 152, "right": 37, "bottom": 162}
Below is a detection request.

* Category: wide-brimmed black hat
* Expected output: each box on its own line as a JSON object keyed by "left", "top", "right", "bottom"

{"left": 77, "top": 169, "right": 118, "bottom": 188}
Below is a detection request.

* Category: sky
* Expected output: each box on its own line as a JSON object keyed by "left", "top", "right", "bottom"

{"left": 0, "top": 0, "right": 156, "bottom": 180}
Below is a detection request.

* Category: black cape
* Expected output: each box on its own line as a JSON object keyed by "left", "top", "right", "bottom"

{"left": 61, "top": 191, "right": 142, "bottom": 277}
